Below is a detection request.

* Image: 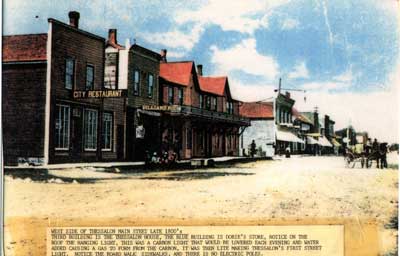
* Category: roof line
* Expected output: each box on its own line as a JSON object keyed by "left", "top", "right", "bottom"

{"left": 3, "top": 33, "right": 48, "bottom": 37}
{"left": 48, "top": 18, "right": 105, "bottom": 42}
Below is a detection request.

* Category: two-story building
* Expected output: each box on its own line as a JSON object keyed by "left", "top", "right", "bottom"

{"left": 158, "top": 55, "right": 249, "bottom": 159}
{"left": 274, "top": 92, "right": 304, "bottom": 154}
{"left": 104, "top": 29, "right": 162, "bottom": 161}
{"left": 3, "top": 11, "right": 126, "bottom": 165}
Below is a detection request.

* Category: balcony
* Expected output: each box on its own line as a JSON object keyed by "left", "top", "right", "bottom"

{"left": 144, "top": 105, "right": 250, "bottom": 126}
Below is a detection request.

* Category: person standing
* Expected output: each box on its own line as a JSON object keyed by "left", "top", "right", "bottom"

{"left": 250, "top": 140, "right": 257, "bottom": 158}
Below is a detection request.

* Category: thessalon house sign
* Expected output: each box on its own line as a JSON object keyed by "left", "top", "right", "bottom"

{"left": 73, "top": 90, "right": 127, "bottom": 98}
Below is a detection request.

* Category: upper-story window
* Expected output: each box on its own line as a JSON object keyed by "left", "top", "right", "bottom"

{"left": 168, "top": 86, "right": 174, "bottom": 105}
{"left": 226, "top": 101, "right": 233, "bottom": 114}
{"left": 199, "top": 95, "right": 204, "bottom": 109}
{"left": 65, "top": 58, "right": 75, "bottom": 90}
{"left": 86, "top": 65, "right": 94, "bottom": 90}
{"left": 147, "top": 73, "right": 154, "bottom": 98}
{"left": 212, "top": 97, "right": 217, "bottom": 111}
{"left": 206, "top": 96, "right": 211, "bottom": 110}
{"left": 133, "top": 70, "right": 140, "bottom": 95}
{"left": 178, "top": 88, "right": 184, "bottom": 105}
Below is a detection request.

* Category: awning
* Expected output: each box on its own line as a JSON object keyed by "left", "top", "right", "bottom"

{"left": 306, "top": 132, "right": 321, "bottom": 137}
{"left": 319, "top": 136, "right": 333, "bottom": 147}
{"left": 276, "top": 130, "right": 304, "bottom": 144}
{"left": 307, "top": 136, "right": 319, "bottom": 145}
{"left": 331, "top": 138, "right": 341, "bottom": 147}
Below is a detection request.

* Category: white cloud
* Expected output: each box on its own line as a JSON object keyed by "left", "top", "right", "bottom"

{"left": 291, "top": 82, "right": 399, "bottom": 143}
{"left": 210, "top": 38, "right": 279, "bottom": 79}
{"left": 301, "top": 81, "right": 350, "bottom": 91}
{"left": 143, "top": 0, "right": 291, "bottom": 55}
{"left": 228, "top": 78, "right": 276, "bottom": 102}
{"left": 332, "top": 68, "right": 354, "bottom": 83}
{"left": 292, "top": 61, "right": 400, "bottom": 143}
{"left": 281, "top": 18, "right": 299, "bottom": 30}
{"left": 288, "top": 61, "right": 309, "bottom": 79}
{"left": 139, "top": 23, "right": 204, "bottom": 52}
{"left": 176, "top": 0, "right": 290, "bottom": 34}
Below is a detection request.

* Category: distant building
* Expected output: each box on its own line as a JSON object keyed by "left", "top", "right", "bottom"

{"left": 239, "top": 102, "right": 275, "bottom": 157}
{"left": 275, "top": 92, "right": 304, "bottom": 155}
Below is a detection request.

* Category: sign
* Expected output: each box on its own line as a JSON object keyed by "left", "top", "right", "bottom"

{"left": 73, "top": 89, "right": 127, "bottom": 99}
{"left": 143, "top": 105, "right": 181, "bottom": 112}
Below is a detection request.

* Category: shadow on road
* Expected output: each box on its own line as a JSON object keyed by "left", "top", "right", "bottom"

{"left": 140, "top": 171, "right": 255, "bottom": 181}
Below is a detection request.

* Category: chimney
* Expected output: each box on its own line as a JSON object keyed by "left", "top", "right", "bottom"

{"left": 197, "top": 64, "right": 203, "bottom": 76}
{"left": 160, "top": 49, "right": 167, "bottom": 62}
{"left": 68, "top": 11, "right": 80, "bottom": 29}
{"left": 108, "top": 29, "right": 117, "bottom": 44}
{"left": 285, "top": 91, "right": 290, "bottom": 98}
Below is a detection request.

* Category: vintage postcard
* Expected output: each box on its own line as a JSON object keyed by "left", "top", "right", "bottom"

{"left": 2, "top": 0, "right": 399, "bottom": 255}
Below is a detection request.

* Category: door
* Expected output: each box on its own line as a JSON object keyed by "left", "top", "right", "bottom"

{"left": 117, "top": 125, "right": 124, "bottom": 160}
{"left": 71, "top": 107, "right": 83, "bottom": 161}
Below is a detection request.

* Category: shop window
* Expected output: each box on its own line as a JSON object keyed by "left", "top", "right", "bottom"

{"left": 102, "top": 112, "right": 113, "bottom": 151}
{"left": 86, "top": 65, "right": 94, "bottom": 90}
{"left": 65, "top": 58, "right": 75, "bottom": 90}
{"left": 168, "top": 87, "right": 174, "bottom": 105}
{"left": 148, "top": 73, "right": 154, "bottom": 98}
{"left": 55, "top": 104, "right": 70, "bottom": 150}
{"left": 133, "top": 70, "right": 140, "bottom": 95}
{"left": 178, "top": 88, "right": 184, "bottom": 105}
{"left": 84, "top": 109, "right": 98, "bottom": 151}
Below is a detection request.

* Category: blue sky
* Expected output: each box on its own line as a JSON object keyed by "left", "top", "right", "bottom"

{"left": 3, "top": 0, "right": 400, "bottom": 142}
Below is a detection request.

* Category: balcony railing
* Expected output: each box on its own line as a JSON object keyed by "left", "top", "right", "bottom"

{"left": 166, "top": 105, "right": 250, "bottom": 125}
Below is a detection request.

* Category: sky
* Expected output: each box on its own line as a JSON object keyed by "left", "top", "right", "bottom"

{"left": 3, "top": 0, "right": 400, "bottom": 143}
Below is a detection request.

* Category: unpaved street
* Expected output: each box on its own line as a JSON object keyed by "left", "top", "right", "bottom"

{"left": 4, "top": 154, "right": 399, "bottom": 255}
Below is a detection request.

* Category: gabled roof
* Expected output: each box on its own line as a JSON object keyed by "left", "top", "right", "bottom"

{"left": 239, "top": 102, "right": 274, "bottom": 119}
{"left": 198, "top": 76, "right": 227, "bottom": 96}
{"left": 160, "top": 61, "right": 194, "bottom": 86}
{"left": 3, "top": 34, "right": 47, "bottom": 62}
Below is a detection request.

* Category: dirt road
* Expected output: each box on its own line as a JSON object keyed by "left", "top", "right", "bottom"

{"left": 4, "top": 154, "right": 399, "bottom": 255}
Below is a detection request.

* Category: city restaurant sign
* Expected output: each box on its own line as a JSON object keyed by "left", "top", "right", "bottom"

{"left": 73, "top": 89, "right": 127, "bottom": 99}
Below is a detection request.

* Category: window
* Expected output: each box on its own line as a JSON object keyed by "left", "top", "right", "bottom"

{"left": 148, "top": 73, "right": 154, "bottom": 98}
{"left": 206, "top": 96, "right": 211, "bottom": 110}
{"left": 55, "top": 105, "right": 70, "bottom": 150}
{"left": 133, "top": 70, "right": 140, "bottom": 95}
{"left": 226, "top": 101, "right": 233, "bottom": 114}
{"left": 168, "top": 87, "right": 174, "bottom": 105}
{"left": 199, "top": 95, "right": 204, "bottom": 108}
{"left": 102, "top": 113, "right": 113, "bottom": 151}
{"left": 178, "top": 88, "right": 184, "bottom": 105}
{"left": 212, "top": 97, "right": 217, "bottom": 111}
{"left": 65, "top": 58, "right": 75, "bottom": 89}
{"left": 86, "top": 65, "right": 94, "bottom": 90}
{"left": 84, "top": 109, "right": 98, "bottom": 150}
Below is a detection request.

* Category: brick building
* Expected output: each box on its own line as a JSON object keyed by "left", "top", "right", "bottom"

{"left": 3, "top": 12, "right": 125, "bottom": 165}
{"left": 158, "top": 54, "right": 249, "bottom": 159}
